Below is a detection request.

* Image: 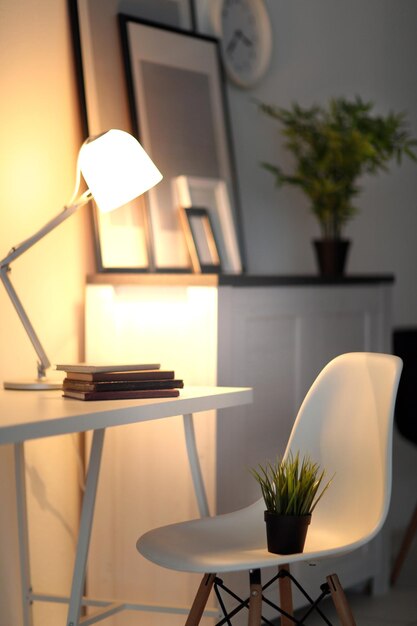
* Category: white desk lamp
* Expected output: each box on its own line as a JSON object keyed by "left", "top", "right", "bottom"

{"left": 0, "top": 129, "right": 162, "bottom": 390}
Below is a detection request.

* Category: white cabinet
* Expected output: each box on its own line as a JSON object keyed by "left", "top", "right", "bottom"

{"left": 85, "top": 274, "right": 393, "bottom": 620}
{"left": 215, "top": 281, "right": 392, "bottom": 512}
{"left": 213, "top": 279, "right": 392, "bottom": 610}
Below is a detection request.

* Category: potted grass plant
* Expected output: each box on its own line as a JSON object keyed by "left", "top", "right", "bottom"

{"left": 258, "top": 96, "right": 417, "bottom": 276}
{"left": 251, "top": 452, "right": 333, "bottom": 554}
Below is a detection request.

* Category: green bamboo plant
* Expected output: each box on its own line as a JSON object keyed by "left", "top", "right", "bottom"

{"left": 251, "top": 451, "right": 333, "bottom": 516}
{"left": 259, "top": 97, "right": 417, "bottom": 239}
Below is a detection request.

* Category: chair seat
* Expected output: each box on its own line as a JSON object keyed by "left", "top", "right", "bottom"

{"left": 137, "top": 500, "right": 367, "bottom": 574}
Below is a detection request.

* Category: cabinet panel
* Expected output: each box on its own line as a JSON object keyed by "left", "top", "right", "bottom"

{"left": 85, "top": 284, "right": 218, "bottom": 626}
{"left": 217, "top": 311, "right": 299, "bottom": 512}
{"left": 216, "top": 285, "right": 391, "bottom": 513}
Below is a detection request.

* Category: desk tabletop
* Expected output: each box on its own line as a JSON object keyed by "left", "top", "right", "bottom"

{"left": 0, "top": 386, "right": 252, "bottom": 445}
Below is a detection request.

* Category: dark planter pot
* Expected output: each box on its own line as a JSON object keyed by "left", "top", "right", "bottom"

{"left": 264, "top": 511, "right": 311, "bottom": 555}
{"left": 313, "top": 239, "right": 350, "bottom": 277}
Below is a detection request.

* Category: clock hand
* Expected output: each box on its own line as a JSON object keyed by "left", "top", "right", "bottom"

{"left": 226, "top": 30, "right": 239, "bottom": 54}
{"left": 237, "top": 30, "right": 253, "bottom": 47}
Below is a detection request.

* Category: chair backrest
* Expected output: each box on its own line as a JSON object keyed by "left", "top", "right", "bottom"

{"left": 284, "top": 352, "right": 402, "bottom": 545}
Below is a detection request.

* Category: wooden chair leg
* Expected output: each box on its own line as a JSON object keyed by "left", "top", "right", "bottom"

{"left": 326, "top": 573, "right": 356, "bottom": 626}
{"left": 248, "top": 569, "right": 262, "bottom": 626}
{"left": 185, "top": 573, "right": 216, "bottom": 626}
{"left": 278, "top": 564, "right": 294, "bottom": 626}
{"left": 391, "top": 500, "right": 417, "bottom": 586}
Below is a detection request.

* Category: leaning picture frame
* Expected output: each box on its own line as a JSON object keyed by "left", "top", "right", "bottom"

{"left": 180, "top": 207, "right": 222, "bottom": 273}
{"left": 68, "top": 0, "right": 195, "bottom": 272}
{"left": 119, "top": 15, "right": 244, "bottom": 272}
{"left": 174, "top": 175, "right": 242, "bottom": 274}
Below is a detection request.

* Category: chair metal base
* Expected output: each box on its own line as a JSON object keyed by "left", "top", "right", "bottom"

{"left": 187, "top": 568, "right": 356, "bottom": 626}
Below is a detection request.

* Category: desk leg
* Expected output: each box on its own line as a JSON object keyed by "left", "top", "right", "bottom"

{"left": 182, "top": 413, "right": 210, "bottom": 518}
{"left": 14, "top": 443, "right": 34, "bottom": 626}
{"left": 67, "top": 428, "right": 105, "bottom": 626}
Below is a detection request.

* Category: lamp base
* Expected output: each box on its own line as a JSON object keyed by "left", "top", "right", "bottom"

{"left": 4, "top": 378, "right": 63, "bottom": 391}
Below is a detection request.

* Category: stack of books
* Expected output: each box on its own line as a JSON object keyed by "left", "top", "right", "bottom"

{"left": 56, "top": 363, "right": 184, "bottom": 401}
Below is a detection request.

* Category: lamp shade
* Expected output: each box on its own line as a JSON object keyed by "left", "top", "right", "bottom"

{"left": 78, "top": 129, "right": 162, "bottom": 213}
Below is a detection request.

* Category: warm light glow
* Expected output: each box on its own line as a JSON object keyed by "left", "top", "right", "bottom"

{"left": 78, "top": 129, "right": 162, "bottom": 213}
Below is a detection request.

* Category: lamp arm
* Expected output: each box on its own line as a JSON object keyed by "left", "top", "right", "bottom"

{"left": 0, "top": 267, "right": 51, "bottom": 377}
{"left": 0, "top": 189, "right": 92, "bottom": 266}
{"left": 0, "top": 189, "right": 92, "bottom": 380}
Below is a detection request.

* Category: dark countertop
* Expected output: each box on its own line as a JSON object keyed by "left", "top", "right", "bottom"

{"left": 87, "top": 273, "right": 395, "bottom": 287}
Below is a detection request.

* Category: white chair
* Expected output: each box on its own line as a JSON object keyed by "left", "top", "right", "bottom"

{"left": 137, "top": 353, "right": 402, "bottom": 625}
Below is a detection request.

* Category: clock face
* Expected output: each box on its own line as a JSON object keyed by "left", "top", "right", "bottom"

{"left": 213, "top": 0, "right": 272, "bottom": 88}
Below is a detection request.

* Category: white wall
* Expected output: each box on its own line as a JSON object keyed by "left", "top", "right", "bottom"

{"left": 208, "top": 0, "right": 417, "bottom": 327}
{"left": 0, "top": 0, "right": 93, "bottom": 623}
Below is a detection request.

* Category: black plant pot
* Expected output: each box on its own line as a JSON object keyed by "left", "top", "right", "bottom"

{"left": 313, "top": 239, "right": 350, "bottom": 277}
{"left": 264, "top": 511, "right": 311, "bottom": 554}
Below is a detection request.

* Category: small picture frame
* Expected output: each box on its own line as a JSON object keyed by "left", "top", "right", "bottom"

{"left": 181, "top": 208, "right": 222, "bottom": 273}
{"left": 174, "top": 175, "right": 243, "bottom": 274}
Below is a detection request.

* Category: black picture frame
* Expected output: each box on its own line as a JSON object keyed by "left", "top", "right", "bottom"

{"left": 68, "top": 0, "right": 196, "bottom": 273}
{"left": 181, "top": 207, "right": 222, "bottom": 274}
{"left": 118, "top": 14, "right": 244, "bottom": 272}
{"left": 174, "top": 175, "right": 243, "bottom": 273}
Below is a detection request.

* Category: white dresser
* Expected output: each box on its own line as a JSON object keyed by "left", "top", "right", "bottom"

{"left": 85, "top": 273, "right": 393, "bottom": 622}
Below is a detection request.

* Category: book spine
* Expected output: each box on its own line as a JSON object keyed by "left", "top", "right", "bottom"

{"left": 65, "top": 370, "right": 175, "bottom": 382}
{"left": 63, "top": 389, "right": 180, "bottom": 401}
{"left": 63, "top": 380, "right": 184, "bottom": 392}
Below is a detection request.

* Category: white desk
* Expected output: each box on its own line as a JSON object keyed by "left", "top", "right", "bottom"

{"left": 0, "top": 385, "right": 252, "bottom": 626}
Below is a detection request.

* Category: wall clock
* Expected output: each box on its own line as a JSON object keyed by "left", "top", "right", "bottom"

{"left": 211, "top": 0, "right": 273, "bottom": 89}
